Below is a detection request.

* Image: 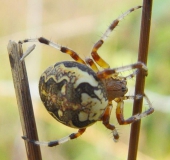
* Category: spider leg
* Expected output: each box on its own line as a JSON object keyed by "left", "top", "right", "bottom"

{"left": 97, "top": 62, "right": 147, "bottom": 79}
{"left": 85, "top": 57, "right": 99, "bottom": 72}
{"left": 22, "top": 128, "right": 86, "bottom": 147}
{"left": 101, "top": 101, "right": 119, "bottom": 142}
{"left": 122, "top": 69, "right": 139, "bottom": 80}
{"left": 19, "top": 37, "right": 86, "bottom": 64}
{"left": 91, "top": 40, "right": 110, "bottom": 69}
{"left": 91, "top": 6, "right": 142, "bottom": 69}
{"left": 114, "top": 94, "right": 154, "bottom": 125}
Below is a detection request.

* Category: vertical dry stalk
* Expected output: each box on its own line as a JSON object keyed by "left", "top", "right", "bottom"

{"left": 128, "top": 0, "right": 153, "bottom": 160}
{"left": 8, "top": 41, "right": 42, "bottom": 160}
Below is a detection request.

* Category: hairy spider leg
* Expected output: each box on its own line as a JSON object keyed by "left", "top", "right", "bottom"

{"left": 19, "top": 37, "right": 86, "bottom": 64}
{"left": 22, "top": 128, "right": 86, "bottom": 147}
{"left": 85, "top": 56, "right": 137, "bottom": 81}
{"left": 115, "top": 94, "right": 154, "bottom": 125}
{"left": 101, "top": 101, "right": 119, "bottom": 142}
{"left": 97, "top": 62, "right": 147, "bottom": 79}
{"left": 91, "top": 6, "right": 142, "bottom": 69}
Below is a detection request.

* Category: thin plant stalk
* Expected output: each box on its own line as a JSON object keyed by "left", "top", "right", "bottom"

{"left": 8, "top": 41, "right": 42, "bottom": 160}
{"left": 127, "top": 0, "right": 153, "bottom": 160}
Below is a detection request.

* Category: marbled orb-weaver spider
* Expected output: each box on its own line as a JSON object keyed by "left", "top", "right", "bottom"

{"left": 19, "top": 6, "right": 154, "bottom": 147}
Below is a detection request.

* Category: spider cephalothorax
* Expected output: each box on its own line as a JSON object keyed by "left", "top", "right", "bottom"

{"left": 104, "top": 78, "right": 128, "bottom": 101}
{"left": 20, "top": 5, "right": 154, "bottom": 147}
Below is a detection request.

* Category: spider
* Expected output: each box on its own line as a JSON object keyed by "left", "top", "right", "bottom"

{"left": 19, "top": 5, "right": 154, "bottom": 147}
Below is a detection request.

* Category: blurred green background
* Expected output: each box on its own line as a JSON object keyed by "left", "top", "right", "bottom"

{"left": 1, "top": 0, "right": 170, "bottom": 160}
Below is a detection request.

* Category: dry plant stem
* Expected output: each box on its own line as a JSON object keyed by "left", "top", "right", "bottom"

{"left": 127, "top": 0, "right": 153, "bottom": 160}
{"left": 8, "top": 41, "right": 42, "bottom": 160}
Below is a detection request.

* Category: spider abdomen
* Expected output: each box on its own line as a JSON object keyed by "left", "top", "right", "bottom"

{"left": 39, "top": 61, "right": 108, "bottom": 128}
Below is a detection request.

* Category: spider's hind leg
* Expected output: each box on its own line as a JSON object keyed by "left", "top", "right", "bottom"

{"left": 22, "top": 128, "right": 86, "bottom": 147}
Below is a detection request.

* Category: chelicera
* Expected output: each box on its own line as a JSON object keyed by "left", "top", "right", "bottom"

{"left": 19, "top": 6, "right": 154, "bottom": 147}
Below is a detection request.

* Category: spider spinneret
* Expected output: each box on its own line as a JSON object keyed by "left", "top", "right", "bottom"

{"left": 20, "top": 5, "right": 154, "bottom": 147}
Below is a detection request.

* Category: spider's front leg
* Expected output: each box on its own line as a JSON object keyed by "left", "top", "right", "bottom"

{"left": 97, "top": 62, "right": 148, "bottom": 79}
{"left": 19, "top": 37, "right": 86, "bottom": 64}
{"left": 22, "top": 128, "right": 86, "bottom": 147}
{"left": 90, "top": 6, "right": 142, "bottom": 69}
{"left": 101, "top": 101, "right": 119, "bottom": 142}
{"left": 114, "top": 95, "right": 154, "bottom": 125}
